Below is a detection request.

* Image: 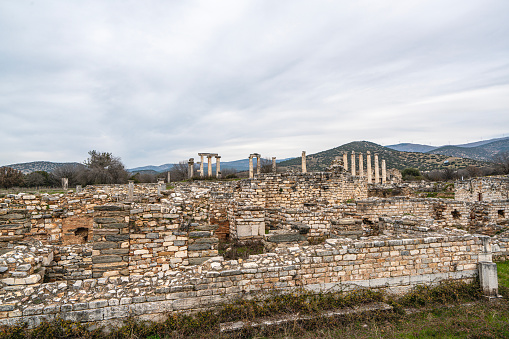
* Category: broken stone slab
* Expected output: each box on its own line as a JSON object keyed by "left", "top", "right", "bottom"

{"left": 189, "top": 231, "right": 211, "bottom": 238}
{"left": 94, "top": 205, "right": 123, "bottom": 211}
{"left": 92, "top": 255, "right": 123, "bottom": 264}
{"left": 267, "top": 233, "right": 307, "bottom": 243}
{"left": 290, "top": 223, "right": 311, "bottom": 234}
{"left": 188, "top": 243, "right": 212, "bottom": 251}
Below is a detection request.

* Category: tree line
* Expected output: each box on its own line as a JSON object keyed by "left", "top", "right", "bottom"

{"left": 0, "top": 151, "right": 130, "bottom": 189}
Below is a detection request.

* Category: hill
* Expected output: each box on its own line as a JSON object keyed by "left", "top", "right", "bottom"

{"left": 427, "top": 138, "right": 509, "bottom": 162}
{"left": 278, "top": 141, "right": 489, "bottom": 172}
{"left": 3, "top": 161, "right": 81, "bottom": 174}
{"left": 128, "top": 158, "right": 293, "bottom": 173}
{"left": 386, "top": 143, "right": 437, "bottom": 153}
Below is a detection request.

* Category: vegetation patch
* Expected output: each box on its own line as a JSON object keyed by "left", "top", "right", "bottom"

{"left": 0, "top": 279, "right": 497, "bottom": 339}
{"left": 217, "top": 239, "right": 265, "bottom": 260}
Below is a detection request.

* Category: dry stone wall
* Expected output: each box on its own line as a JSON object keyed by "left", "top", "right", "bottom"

{"left": 0, "top": 229, "right": 487, "bottom": 328}
{"left": 455, "top": 176, "right": 509, "bottom": 202}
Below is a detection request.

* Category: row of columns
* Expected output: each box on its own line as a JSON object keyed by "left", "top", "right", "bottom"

{"left": 343, "top": 151, "right": 387, "bottom": 184}
{"left": 188, "top": 153, "right": 222, "bottom": 179}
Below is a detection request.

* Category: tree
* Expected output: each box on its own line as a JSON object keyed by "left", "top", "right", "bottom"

{"left": 53, "top": 164, "right": 86, "bottom": 186}
{"left": 78, "top": 150, "right": 129, "bottom": 185}
{"left": 24, "top": 171, "right": 58, "bottom": 187}
{"left": 260, "top": 158, "right": 273, "bottom": 173}
{"left": 401, "top": 168, "right": 422, "bottom": 181}
{"left": 0, "top": 167, "right": 24, "bottom": 188}
{"left": 493, "top": 151, "right": 509, "bottom": 175}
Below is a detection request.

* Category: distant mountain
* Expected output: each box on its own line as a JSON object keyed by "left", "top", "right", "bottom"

{"left": 428, "top": 138, "right": 509, "bottom": 161}
{"left": 455, "top": 136, "right": 509, "bottom": 148}
{"left": 128, "top": 158, "right": 293, "bottom": 173}
{"left": 278, "top": 141, "right": 488, "bottom": 172}
{"left": 386, "top": 143, "right": 437, "bottom": 153}
{"left": 3, "top": 161, "right": 81, "bottom": 174}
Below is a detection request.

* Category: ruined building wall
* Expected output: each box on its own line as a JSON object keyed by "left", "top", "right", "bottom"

{"left": 0, "top": 232, "right": 486, "bottom": 328}
{"left": 455, "top": 177, "right": 509, "bottom": 202}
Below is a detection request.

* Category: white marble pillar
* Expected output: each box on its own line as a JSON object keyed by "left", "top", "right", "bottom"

{"left": 374, "top": 153, "right": 380, "bottom": 184}
{"left": 199, "top": 154, "right": 204, "bottom": 178}
{"left": 381, "top": 159, "right": 387, "bottom": 184}
{"left": 256, "top": 155, "right": 261, "bottom": 175}
{"left": 61, "top": 178, "right": 68, "bottom": 190}
{"left": 366, "top": 151, "right": 372, "bottom": 183}
{"left": 216, "top": 156, "right": 221, "bottom": 178}
{"left": 128, "top": 180, "right": 134, "bottom": 201}
{"left": 157, "top": 179, "right": 165, "bottom": 195}
{"left": 343, "top": 153, "right": 348, "bottom": 172}
{"left": 207, "top": 155, "right": 212, "bottom": 177}
{"left": 302, "top": 151, "right": 307, "bottom": 173}
{"left": 272, "top": 157, "right": 276, "bottom": 173}
{"left": 188, "top": 158, "right": 194, "bottom": 179}
{"left": 351, "top": 151, "right": 356, "bottom": 176}
{"left": 359, "top": 153, "right": 364, "bottom": 177}
{"left": 249, "top": 155, "right": 254, "bottom": 179}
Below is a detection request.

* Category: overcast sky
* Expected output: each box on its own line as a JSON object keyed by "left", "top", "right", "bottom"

{"left": 1, "top": 0, "right": 508, "bottom": 167}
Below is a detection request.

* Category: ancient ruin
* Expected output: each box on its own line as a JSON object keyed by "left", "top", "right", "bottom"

{"left": 0, "top": 152, "right": 507, "bottom": 328}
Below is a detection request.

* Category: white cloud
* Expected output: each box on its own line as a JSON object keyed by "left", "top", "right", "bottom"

{"left": 0, "top": 0, "right": 508, "bottom": 167}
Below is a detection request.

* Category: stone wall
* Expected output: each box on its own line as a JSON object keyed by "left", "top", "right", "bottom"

{"left": 0, "top": 230, "right": 486, "bottom": 328}
{"left": 455, "top": 176, "right": 509, "bottom": 202}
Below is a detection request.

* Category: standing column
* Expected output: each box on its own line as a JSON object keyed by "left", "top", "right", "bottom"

{"left": 62, "top": 178, "right": 68, "bottom": 190}
{"left": 381, "top": 159, "right": 387, "bottom": 184}
{"left": 199, "top": 154, "right": 204, "bottom": 178}
{"left": 167, "top": 171, "right": 171, "bottom": 183}
{"left": 374, "top": 153, "right": 380, "bottom": 184}
{"left": 359, "top": 153, "right": 364, "bottom": 177}
{"left": 343, "top": 153, "right": 348, "bottom": 172}
{"left": 157, "top": 179, "right": 165, "bottom": 195}
{"left": 249, "top": 155, "right": 254, "bottom": 179}
{"left": 256, "top": 155, "right": 261, "bottom": 175}
{"left": 207, "top": 155, "right": 213, "bottom": 177}
{"left": 128, "top": 180, "right": 134, "bottom": 201}
{"left": 366, "top": 151, "right": 372, "bottom": 183}
{"left": 188, "top": 158, "right": 194, "bottom": 179}
{"left": 272, "top": 157, "right": 276, "bottom": 173}
{"left": 302, "top": 151, "right": 307, "bottom": 173}
{"left": 216, "top": 156, "right": 221, "bottom": 178}
{"left": 351, "top": 151, "right": 356, "bottom": 176}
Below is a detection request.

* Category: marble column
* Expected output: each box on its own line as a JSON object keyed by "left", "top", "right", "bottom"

{"left": 157, "top": 179, "right": 165, "bottom": 195}
{"left": 343, "top": 153, "right": 348, "bottom": 172}
{"left": 302, "top": 151, "right": 307, "bottom": 173}
{"left": 216, "top": 156, "right": 221, "bottom": 178}
{"left": 249, "top": 155, "right": 254, "bottom": 179}
{"left": 128, "top": 180, "right": 134, "bottom": 201}
{"left": 199, "top": 154, "right": 204, "bottom": 178}
{"left": 381, "top": 159, "right": 387, "bottom": 184}
{"left": 374, "top": 153, "right": 380, "bottom": 184}
{"left": 272, "top": 157, "right": 276, "bottom": 173}
{"left": 359, "top": 153, "right": 364, "bottom": 177}
{"left": 351, "top": 151, "right": 356, "bottom": 176}
{"left": 188, "top": 158, "right": 194, "bottom": 179}
{"left": 256, "top": 155, "right": 261, "bottom": 175}
{"left": 366, "top": 151, "right": 372, "bottom": 183}
{"left": 61, "top": 178, "right": 68, "bottom": 190}
{"left": 207, "top": 155, "right": 213, "bottom": 177}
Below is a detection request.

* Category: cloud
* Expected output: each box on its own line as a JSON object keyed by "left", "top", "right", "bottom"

{"left": 0, "top": 0, "right": 508, "bottom": 167}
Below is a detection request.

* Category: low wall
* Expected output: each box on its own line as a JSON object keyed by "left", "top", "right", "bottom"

{"left": 0, "top": 231, "right": 486, "bottom": 328}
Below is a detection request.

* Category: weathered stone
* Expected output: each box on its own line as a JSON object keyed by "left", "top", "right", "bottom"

{"left": 92, "top": 255, "right": 123, "bottom": 264}
{"left": 188, "top": 243, "right": 211, "bottom": 251}
{"left": 189, "top": 231, "right": 210, "bottom": 238}
{"left": 268, "top": 233, "right": 307, "bottom": 243}
{"left": 94, "top": 206, "right": 123, "bottom": 211}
